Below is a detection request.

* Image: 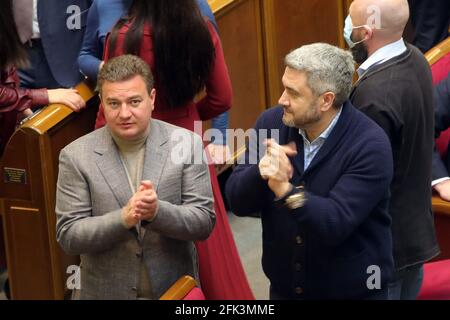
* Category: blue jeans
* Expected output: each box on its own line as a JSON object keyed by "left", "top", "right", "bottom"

{"left": 388, "top": 264, "right": 424, "bottom": 300}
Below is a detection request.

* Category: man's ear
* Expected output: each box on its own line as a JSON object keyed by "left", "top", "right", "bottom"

{"left": 320, "top": 92, "right": 336, "bottom": 112}
{"left": 362, "top": 25, "right": 374, "bottom": 41}
{"left": 149, "top": 88, "right": 156, "bottom": 111}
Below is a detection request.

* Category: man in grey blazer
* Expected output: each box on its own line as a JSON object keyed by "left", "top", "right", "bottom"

{"left": 55, "top": 55, "right": 215, "bottom": 299}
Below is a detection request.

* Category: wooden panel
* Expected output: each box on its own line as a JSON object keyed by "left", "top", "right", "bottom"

{"left": 3, "top": 203, "right": 53, "bottom": 299}
{"left": 0, "top": 132, "right": 32, "bottom": 202}
{"left": 0, "top": 205, "right": 6, "bottom": 269}
{"left": 0, "top": 82, "right": 98, "bottom": 299}
{"left": 209, "top": 0, "right": 235, "bottom": 13}
{"left": 262, "top": 0, "right": 348, "bottom": 105}
{"left": 215, "top": 0, "right": 267, "bottom": 133}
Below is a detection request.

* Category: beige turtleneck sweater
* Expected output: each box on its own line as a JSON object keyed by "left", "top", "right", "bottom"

{"left": 111, "top": 130, "right": 154, "bottom": 300}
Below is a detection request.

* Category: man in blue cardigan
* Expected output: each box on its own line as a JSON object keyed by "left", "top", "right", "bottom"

{"left": 226, "top": 43, "right": 394, "bottom": 299}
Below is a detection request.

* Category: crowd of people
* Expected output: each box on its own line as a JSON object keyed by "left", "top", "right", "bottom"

{"left": 1, "top": 0, "right": 449, "bottom": 300}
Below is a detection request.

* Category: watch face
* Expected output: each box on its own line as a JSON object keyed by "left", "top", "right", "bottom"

{"left": 286, "top": 192, "right": 305, "bottom": 210}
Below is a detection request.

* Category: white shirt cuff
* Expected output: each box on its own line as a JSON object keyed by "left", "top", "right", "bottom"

{"left": 432, "top": 177, "right": 450, "bottom": 187}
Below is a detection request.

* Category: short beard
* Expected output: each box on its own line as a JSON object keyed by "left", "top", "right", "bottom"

{"left": 282, "top": 114, "right": 296, "bottom": 128}
{"left": 282, "top": 104, "right": 321, "bottom": 129}
{"left": 351, "top": 42, "right": 369, "bottom": 65}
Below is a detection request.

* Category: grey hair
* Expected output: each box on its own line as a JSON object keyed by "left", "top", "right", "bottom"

{"left": 97, "top": 54, "right": 154, "bottom": 95}
{"left": 285, "top": 43, "right": 355, "bottom": 108}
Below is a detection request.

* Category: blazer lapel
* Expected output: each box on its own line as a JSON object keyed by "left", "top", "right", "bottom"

{"left": 141, "top": 120, "right": 169, "bottom": 192}
{"left": 140, "top": 120, "right": 169, "bottom": 240}
{"left": 95, "top": 128, "right": 133, "bottom": 209}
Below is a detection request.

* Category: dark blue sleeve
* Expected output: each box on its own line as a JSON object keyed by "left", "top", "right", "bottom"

{"left": 78, "top": 1, "right": 102, "bottom": 81}
{"left": 226, "top": 113, "right": 272, "bottom": 216}
{"left": 432, "top": 144, "right": 448, "bottom": 180}
{"left": 432, "top": 74, "right": 450, "bottom": 179}
{"left": 196, "top": 0, "right": 218, "bottom": 31}
{"left": 435, "top": 74, "right": 450, "bottom": 136}
{"left": 211, "top": 112, "right": 229, "bottom": 145}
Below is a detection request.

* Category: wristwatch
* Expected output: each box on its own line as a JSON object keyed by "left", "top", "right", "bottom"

{"left": 285, "top": 187, "right": 306, "bottom": 210}
{"left": 275, "top": 185, "right": 306, "bottom": 210}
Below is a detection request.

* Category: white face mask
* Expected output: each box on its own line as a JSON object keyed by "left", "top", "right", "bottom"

{"left": 343, "top": 15, "right": 366, "bottom": 48}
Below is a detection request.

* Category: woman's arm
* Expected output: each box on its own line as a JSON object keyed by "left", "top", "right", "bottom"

{"left": 0, "top": 67, "right": 48, "bottom": 112}
{"left": 78, "top": 1, "right": 103, "bottom": 81}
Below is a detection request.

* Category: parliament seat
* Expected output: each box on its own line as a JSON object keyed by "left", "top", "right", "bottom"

{"left": 418, "top": 197, "right": 450, "bottom": 300}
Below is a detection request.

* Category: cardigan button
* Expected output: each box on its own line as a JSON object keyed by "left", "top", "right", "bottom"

{"left": 295, "top": 263, "right": 302, "bottom": 272}
{"left": 296, "top": 236, "right": 303, "bottom": 245}
{"left": 295, "top": 287, "right": 303, "bottom": 295}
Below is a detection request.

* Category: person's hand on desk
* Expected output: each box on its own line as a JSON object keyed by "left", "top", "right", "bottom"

{"left": 18, "top": 108, "right": 33, "bottom": 120}
{"left": 434, "top": 179, "right": 450, "bottom": 202}
{"left": 47, "top": 88, "right": 86, "bottom": 112}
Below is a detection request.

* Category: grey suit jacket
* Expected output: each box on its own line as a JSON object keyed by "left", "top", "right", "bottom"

{"left": 56, "top": 119, "right": 215, "bottom": 299}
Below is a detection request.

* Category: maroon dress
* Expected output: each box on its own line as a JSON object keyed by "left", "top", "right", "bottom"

{"left": 95, "top": 21, "right": 254, "bottom": 299}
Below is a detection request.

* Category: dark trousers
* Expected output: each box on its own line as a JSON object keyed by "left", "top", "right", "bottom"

{"left": 18, "top": 39, "right": 61, "bottom": 90}
{"left": 269, "top": 285, "right": 388, "bottom": 300}
{"left": 408, "top": 0, "right": 450, "bottom": 53}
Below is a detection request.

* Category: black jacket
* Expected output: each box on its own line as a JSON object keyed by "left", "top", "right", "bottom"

{"left": 350, "top": 44, "right": 440, "bottom": 270}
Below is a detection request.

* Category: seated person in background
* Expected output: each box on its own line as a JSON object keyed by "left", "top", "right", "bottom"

{"left": 432, "top": 73, "right": 450, "bottom": 200}
{"left": 78, "top": 0, "right": 230, "bottom": 165}
{"left": 56, "top": 55, "right": 215, "bottom": 299}
{"left": 0, "top": 0, "right": 85, "bottom": 156}
{"left": 226, "top": 43, "right": 394, "bottom": 300}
